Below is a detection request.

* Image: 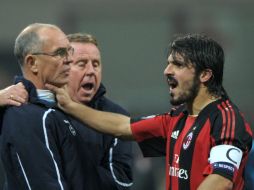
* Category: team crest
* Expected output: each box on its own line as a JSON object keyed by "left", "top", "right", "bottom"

{"left": 63, "top": 120, "right": 76, "bottom": 136}
{"left": 183, "top": 132, "right": 193, "bottom": 150}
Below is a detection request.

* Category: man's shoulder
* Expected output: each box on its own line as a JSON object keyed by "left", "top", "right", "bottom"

{"left": 4, "top": 103, "right": 45, "bottom": 116}
{"left": 209, "top": 98, "right": 242, "bottom": 118}
{"left": 2, "top": 103, "right": 60, "bottom": 128}
{"left": 97, "top": 97, "right": 129, "bottom": 116}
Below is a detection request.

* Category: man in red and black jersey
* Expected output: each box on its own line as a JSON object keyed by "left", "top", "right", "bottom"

{"left": 48, "top": 34, "right": 252, "bottom": 190}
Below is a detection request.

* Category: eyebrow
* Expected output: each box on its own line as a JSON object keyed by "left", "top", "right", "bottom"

{"left": 168, "top": 59, "right": 185, "bottom": 66}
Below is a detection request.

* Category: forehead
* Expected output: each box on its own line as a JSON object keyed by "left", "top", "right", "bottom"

{"left": 71, "top": 42, "right": 100, "bottom": 57}
{"left": 39, "top": 28, "right": 70, "bottom": 50}
{"left": 167, "top": 52, "right": 185, "bottom": 63}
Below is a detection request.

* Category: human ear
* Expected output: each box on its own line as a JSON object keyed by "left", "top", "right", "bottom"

{"left": 200, "top": 69, "right": 213, "bottom": 83}
{"left": 25, "top": 55, "right": 38, "bottom": 74}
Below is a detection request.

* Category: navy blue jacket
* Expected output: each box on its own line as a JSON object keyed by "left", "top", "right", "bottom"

{"left": 66, "top": 83, "right": 133, "bottom": 190}
{"left": 244, "top": 140, "right": 254, "bottom": 190}
{"left": 0, "top": 76, "right": 133, "bottom": 190}
{"left": 0, "top": 77, "right": 86, "bottom": 190}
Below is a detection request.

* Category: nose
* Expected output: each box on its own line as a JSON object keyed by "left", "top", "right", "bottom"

{"left": 86, "top": 62, "right": 96, "bottom": 75}
{"left": 164, "top": 63, "right": 173, "bottom": 76}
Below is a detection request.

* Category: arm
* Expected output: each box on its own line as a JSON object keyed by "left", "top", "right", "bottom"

{"left": 47, "top": 84, "right": 133, "bottom": 140}
{"left": 98, "top": 138, "right": 133, "bottom": 190}
{"left": 201, "top": 102, "right": 252, "bottom": 190}
{"left": 0, "top": 82, "right": 28, "bottom": 107}
{"left": 197, "top": 174, "right": 233, "bottom": 190}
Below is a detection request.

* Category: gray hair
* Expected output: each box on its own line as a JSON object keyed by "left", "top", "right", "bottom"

{"left": 67, "top": 33, "right": 99, "bottom": 48}
{"left": 14, "top": 23, "right": 59, "bottom": 66}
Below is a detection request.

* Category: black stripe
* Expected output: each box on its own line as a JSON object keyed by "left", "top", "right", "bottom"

{"left": 178, "top": 102, "right": 215, "bottom": 189}
{"left": 169, "top": 114, "right": 187, "bottom": 190}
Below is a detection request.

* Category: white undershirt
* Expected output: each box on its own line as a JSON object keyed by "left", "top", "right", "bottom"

{"left": 37, "top": 89, "right": 56, "bottom": 103}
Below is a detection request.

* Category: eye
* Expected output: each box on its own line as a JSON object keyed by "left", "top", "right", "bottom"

{"left": 173, "top": 61, "right": 185, "bottom": 68}
{"left": 92, "top": 60, "right": 100, "bottom": 68}
{"left": 76, "top": 61, "right": 86, "bottom": 67}
{"left": 54, "top": 48, "right": 67, "bottom": 57}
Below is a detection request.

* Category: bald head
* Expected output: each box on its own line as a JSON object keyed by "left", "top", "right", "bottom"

{"left": 14, "top": 23, "right": 72, "bottom": 89}
{"left": 14, "top": 23, "right": 61, "bottom": 67}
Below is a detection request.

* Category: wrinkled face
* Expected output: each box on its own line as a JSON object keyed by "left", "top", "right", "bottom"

{"left": 164, "top": 52, "right": 200, "bottom": 106}
{"left": 33, "top": 28, "right": 72, "bottom": 88}
{"left": 68, "top": 42, "right": 102, "bottom": 104}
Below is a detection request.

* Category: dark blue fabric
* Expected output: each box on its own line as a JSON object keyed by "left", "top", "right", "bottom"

{"left": 0, "top": 76, "right": 133, "bottom": 190}
{"left": 244, "top": 140, "right": 254, "bottom": 190}
{"left": 0, "top": 76, "right": 86, "bottom": 190}
{"left": 66, "top": 83, "right": 133, "bottom": 190}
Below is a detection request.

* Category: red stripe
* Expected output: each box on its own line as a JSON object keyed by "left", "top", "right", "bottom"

{"left": 226, "top": 100, "right": 235, "bottom": 145}
{"left": 222, "top": 101, "right": 231, "bottom": 144}
{"left": 217, "top": 104, "right": 227, "bottom": 141}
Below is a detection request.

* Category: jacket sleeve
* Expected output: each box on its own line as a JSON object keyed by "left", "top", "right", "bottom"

{"left": 244, "top": 140, "right": 254, "bottom": 190}
{"left": 98, "top": 137, "right": 133, "bottom": 190}
{"left": 1, "top": 107, "right": 69, "bottom": 190}
{"left": 96, "top": 98, "right": 133, "bottom": 190}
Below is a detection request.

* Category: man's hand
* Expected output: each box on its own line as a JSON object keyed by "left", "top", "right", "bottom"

{"left": 46, "top": 84, "right": 74, "bottom": 112}
{"left": 0, "top": 82, "right": 28, "bottom": 107}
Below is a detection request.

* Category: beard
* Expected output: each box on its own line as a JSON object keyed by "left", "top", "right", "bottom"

{"left": 170, "top": 75, "right": 200, "bottom": 106}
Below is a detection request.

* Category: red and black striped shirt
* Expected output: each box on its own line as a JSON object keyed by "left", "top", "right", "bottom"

{"left": 131, "top": 98, "right": 252, "bottom": 190}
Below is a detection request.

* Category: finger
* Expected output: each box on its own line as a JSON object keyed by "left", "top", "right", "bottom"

{"left": 11, "top": 88, "right": 28, "bottom": 101}
{"left": 63, "top": 84, "right": 68, "bottom": 91}
{"left": 8, "top": 99, "right": 22, "bottom": 107}
{"left": 15, "top": 97, "right": 27, "bottom": 104}
{"left": 45, "top": 83, "right": 59, "bottom": 93}
{"left": 16, "top": 82, "right": 25, "bottom": 88}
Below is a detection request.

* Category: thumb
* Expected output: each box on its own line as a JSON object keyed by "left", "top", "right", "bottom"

{"left": 45, "top": 83, "right": 58, "bottom": 93}
{"left": 16, "top": 82, "right": 25, "bottom": 87}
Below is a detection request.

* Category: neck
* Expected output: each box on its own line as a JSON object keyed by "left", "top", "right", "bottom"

{"left": 187, "top": 87, "right": 219, "bottom": 116}
{"left": 24, "top": 72, "right": 45, "bottom": 89}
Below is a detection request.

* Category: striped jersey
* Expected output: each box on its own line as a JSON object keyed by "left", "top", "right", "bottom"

{"left": 131, "top": 98, "right": 252, "bottom": 190}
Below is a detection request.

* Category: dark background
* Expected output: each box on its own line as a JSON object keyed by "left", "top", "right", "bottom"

{"left": 0, "top": 0, "right": 253, "bottom": 189}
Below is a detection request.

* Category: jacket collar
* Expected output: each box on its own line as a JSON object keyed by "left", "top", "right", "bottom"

{"left": 14, "top": 76, "right": 57, "bottom": 108}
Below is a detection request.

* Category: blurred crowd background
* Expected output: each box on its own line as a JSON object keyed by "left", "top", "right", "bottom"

{"left": 0, "top": 0, "right": 253, "bottom": 189}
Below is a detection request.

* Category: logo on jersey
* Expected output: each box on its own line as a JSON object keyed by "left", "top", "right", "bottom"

{"left": 212, "top": 162, "right": 235, "bottom": 173}
{"left": 171, "top": 130, "right": 180, "bottom": 139}
{"left": 169, "top": 165, "right": 189, "bottom": 180}
{"left": 64, "top": 120, "right": 76, "bottom": 136}
{"left": 183, "top": 132, "right": 193, "bottom": 150}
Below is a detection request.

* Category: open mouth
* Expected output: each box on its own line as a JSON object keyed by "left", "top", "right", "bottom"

{"left": 82, "top": 82, "right": 94, "bottom": 91}
{"left": 167, "top": 76, "right": 178, "bottom": 90}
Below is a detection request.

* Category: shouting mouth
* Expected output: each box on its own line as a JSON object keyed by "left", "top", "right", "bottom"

{"left": 82, "top": 82, "right": 95, "bottom": 93}
{"left": 167, "top": 76, "right": 178, "bottom": 92}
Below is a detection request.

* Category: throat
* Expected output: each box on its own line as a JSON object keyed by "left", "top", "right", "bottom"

{"left": 188, "top": 95, "right": 219, "bottom": 116}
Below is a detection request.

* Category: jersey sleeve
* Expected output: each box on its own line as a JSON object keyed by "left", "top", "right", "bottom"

{"left": 130, "top": 114, "right": 171, "bottom": 157}
{"left": 205, "top": 101, "right": 253, "bottom": 181}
